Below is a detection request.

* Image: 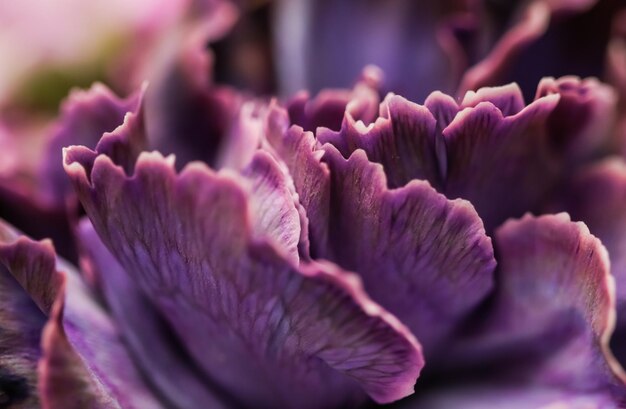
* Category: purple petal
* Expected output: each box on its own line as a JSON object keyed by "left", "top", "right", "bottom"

{"left": 0, "top": 222, "right": 46, "bottom": 408}
{"left": 536, "top": 76, "right": 618, "bottom": 162}
{"left": 423, "top": 91, "right": 459, "bottom": 171}
{"left": 265, "top": 108, "right": 332, "bottom": 257}
{"left": 424, "top": 90, "right": 459, "bottom": 134}
{"left": 39, "top": 280, "right": 123, "bottom": 409}
{"left": 460, "top": 82, "right": 525, "bottom": 116}
{"left": 214, "top": 101, "right": 264, "bottom": 171}
{"left": 319, "top": 146, "right": 496, "bottom": 355}
{"left": 443, "top": 93, "right": 560, "bottom": 230}
{"left": 0, "top": 220, "right": 61, "bottom": 314}
{"left": 559, "top": 159, "right": 626, "bottom": 314}
{"left": 287, "top": 66, "right": 382, "bottom": 132}
{"left": 242, "top": 150, "right": 303, "bottom": 263}
{"left": 39, "top": 83, "right": 141, "bottom": 206}
{"left": 56, "top": 261, "right": 166, "bottom": 409}
{"left": 317, "top": 94, "right": 443, "bottom": 189}
{"left": 310, "top": 84, "right": 572, "bottom": 232}
{"left": 556, "top": 158, "right": 626, "bottom": 364}
{"left": 65, "top": 148, "right": 423, "bottom": 406}
{"left": 287, "top": 90, "right": 351, "bottom": 133}
{"left": 0, "top": 221, "right": 165, "bottom": 408}
{"left": 78, "top": 219, "right": 229, "bottom": 409}
{"left": 447, "top": 214, "right": 626, "bottom": 399}
{"left": 0, "top": 142, "right": 77, "bottom": 260}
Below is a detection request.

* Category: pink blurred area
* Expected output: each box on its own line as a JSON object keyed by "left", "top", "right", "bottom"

{"left": 0, "top": 0, "right": 191, "bottom": 106}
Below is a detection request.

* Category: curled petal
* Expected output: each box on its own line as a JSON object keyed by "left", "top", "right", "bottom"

{"left": 446, "top": 213, "right": 626, "bottom": 405}
{"left": 38, "top": 279, "right": 122, "bottom": 409}
{"left": 65, "top": 147, "right": 423, "bottom": 407}
{"left": 241, "top": 151, "right": 302, "bottom": 263}
{"left": 287, "top": 66, "right": 382, "bottom": 132}
{"left": 318, "top": 94, "right": 443, "bottom": 189}
{"left": 559, "top": 158, "right": 626, "bottom": 315}
{"left": 443, "top": 93, "right": 560, "bottom": 230}
{"left": 0, "top": 221, "right": 60, "bottom": 314}
{"left": 460, "top": 0, "right": 622, "bottom": 99}
{"left": 460, "top": 82, "right": 525, "bottom": 116}
{"left": 0, "top": 221, "right": 47, "bottom": 408}
{"left": 0, "top": 220, "right": 165, "bottom": 409}
{"left": 557, "top": 158, "right": 626, "bottom": 365}
{"left": 39, "top": 83, "right": 142, "bottom": 206}
{"left": 78, "top": 219, "right": 229, "bottom": 409}
{"left": 318, "top": 146, "right": 496, "bottom": 356}
{"left": 144, "top": 1, "right": 240, "bottom": 168}
{"left": 266, "top": 108, "right": 331, "bottom": 257}
{"left": 311, "top": 84, "right": 570, "bottom": 232}
{"left": 536, "top": 76, "right": 617, "bottom": 161}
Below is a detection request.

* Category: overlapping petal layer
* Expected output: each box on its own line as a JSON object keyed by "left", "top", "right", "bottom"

{"left": 557, "top": 158, "right": 626, "bottom": 365}
{"left": 0, "top": 222, "right": 46, "bottom": 408}
{"left": 78, "top": 219, "right": 229, "bottom": 409}
{"left": 428, "top": 214, "right": 626, "bottom": 407}
{"left": 64, "top": 141, "right": 424, "bottom": 407}
{"left": 3, "top": 0, "right": 626, "bottom": 407}
{"left": 317, "top": 146, "right": 496, "bottom": 355}
{"left": 0, "top": 220, "right": 164, "bottom": 409}
{"left": 317, "top": 94, "right": 443, "bottom": 190}
{"left": 313, "top": 78, "right": 618, "bottom": 232}
{"left": 39, "top": 83, "right": 142, "bottom": 205}
{"left": 443, "top": 91, "right": 560, "bottom": 230}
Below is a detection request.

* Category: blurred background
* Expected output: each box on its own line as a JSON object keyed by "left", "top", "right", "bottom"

{"left": 1, "top": 0, "right": 624, "bottom": 110}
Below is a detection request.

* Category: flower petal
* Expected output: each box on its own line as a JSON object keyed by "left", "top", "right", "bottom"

{"left": 443, "top": 93, "right": 560, "bottom": 230}
{"left": 287, "top": 66, "right": 382, "bottom": 133}
{"left": 266, "top": 108, "right": 331, "bottom": 257}
{"left": 460, "top": 82, "right": 525, "bottom": 116}
{"left": 556, "top": 158, "right": 626, "bottom": 364}
{"left": 536, "top": 76, "right": 618, "bottom": 161}
{"left": 77, "top": 219, "right": 230, "bottom": 409}
{"left": 0, "top": 220, "right": 61, "bottom": 314}
{"left": 560, "top": 159, "right": 626, "bottom": 316}
{"left": 448, "top": 214, "right": 626, "bottom": 397}
{"left": 65, "top": 148, "right": 423, "bottom": 407}
{"left": 0, "top": 221, "right": 165, "bottom": 409}
{"left": 317, "top": 94, "right": 443, "bottom": 189}
{"left": 241, "top": 150, "right": 303, "bottom": 263}
{"left": 0, "top": 222, "right": 46, "bottom": 408}
{"left": 319, "top": 146, "right": 496, "bottom": 356}
{"left": 38, "top": 279, "right": 121, "bottom": 409}
{"left": 457, "top": 1, "right": 551, "bottom": 97}
{"left": 39, "top": 83, "right": 141, "bottom": 206}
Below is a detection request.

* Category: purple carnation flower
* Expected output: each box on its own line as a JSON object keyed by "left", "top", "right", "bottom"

{"left": 1, "top": 0, "right": 626, "bottom": 408}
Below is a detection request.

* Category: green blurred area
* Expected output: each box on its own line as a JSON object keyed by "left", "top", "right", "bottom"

{"left": 9, "top": 35, "right": 126, "bottom": 113}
